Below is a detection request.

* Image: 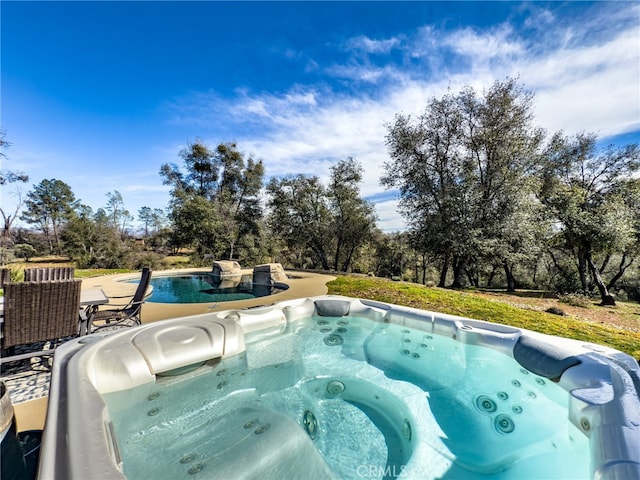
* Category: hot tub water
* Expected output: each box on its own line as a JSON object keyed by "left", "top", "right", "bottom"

{"left": 102, "top": 314, "right": 590, "bottom": 479}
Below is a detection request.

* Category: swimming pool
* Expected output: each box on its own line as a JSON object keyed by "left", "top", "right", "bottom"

{"left": 139, "top": 273, "right": 288, "bottom": 303}
{"left": 39, "top": 296, "right": 640, "bottom": 479}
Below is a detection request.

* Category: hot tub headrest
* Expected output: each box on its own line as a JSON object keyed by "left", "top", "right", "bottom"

{"left": 513, "top": 334, "right": 581, "bottom": 381}
{"left": 314, "top": 299, "right": 351, "bottom": 317}
{"left": 85, "top": 317, "right": 246, "bottom": 394}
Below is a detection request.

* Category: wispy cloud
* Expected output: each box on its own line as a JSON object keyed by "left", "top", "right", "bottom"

{"left": 345, "top": 35, "right": 402, "bottom": 54}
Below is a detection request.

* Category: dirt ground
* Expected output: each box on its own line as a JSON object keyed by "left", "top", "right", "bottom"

{"left": 474, "top": 290, "right": 640, "bottom": 333}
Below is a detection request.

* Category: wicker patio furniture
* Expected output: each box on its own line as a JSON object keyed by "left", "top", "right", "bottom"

{"left": 23, "top": 267, "right": 75, "bottom": 282}
{"left": 0, "top": 268, "right": 11, "bottom": 289}
{"left": 1, "top": 279, "right": 83, "bottom": 364}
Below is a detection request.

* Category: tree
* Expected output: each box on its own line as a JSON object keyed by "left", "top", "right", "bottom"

{"left": 14, "top": 243, "right": 36, "bottom": 261}
{"left": 105, "top": 191, "right": 132, "bottom": 240}
{"left": 161, "top": 141, "right": 265, "bottom": 260}
{"left": 1, "top": 189, "right": 27, "bottom": 266}
{"left": 20, "top": 179, "right": 79, "bottom": 254}
{"left": 327, "top": 158, "right": 377, "bottom": 271}
{"left": 267, "top": 174, "right": 332, "bottom": 269}
{"left": 538, "top": 132, "right": 640, "bottom": 305}
{"left": 61, "top": 205, "right": 128, "bottom": 268}
{"left": 169, "top": 194, "right": 228, "bottom": 256}
{"left": 138, "top": 206, "right": 153, "bottom": 237}
{"left": 151, "top": 208, "right": 167, "bottom": 234}
{"left": 160, "top": 140, "right": 219, "bottom": 199}
{"left": 215, "top": 143, "right": 265, "bottom": 258}
{"left": 603, "top": 179, "right": 640, "bottom": 292}
{"left": 370, "top": 230, "right": 411, "bottom": 279}
{"left": 0, "top": 131, "right": 29, "bottom": 265}
{"left": 0, "top": 130, "right": 28, "bottom": 185}
{"left": 383, "top": 78, "right": 544, "bottom": 289}
{"left": 266, "top": 158, "right": 376, "bottom": 272}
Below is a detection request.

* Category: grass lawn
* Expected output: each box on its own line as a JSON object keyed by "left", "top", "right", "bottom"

{"left": 327, "top": 275, "right": 640, "bottom": 360}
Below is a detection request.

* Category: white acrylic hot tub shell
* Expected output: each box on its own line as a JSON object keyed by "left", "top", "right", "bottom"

{"left": 38, "top": 295, "right": 640, "bottom": 480}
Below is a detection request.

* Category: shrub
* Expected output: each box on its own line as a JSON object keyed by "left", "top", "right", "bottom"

{"left": 133, "top": 252, "right": 164, "bottom": 270}
{"left": 14, "top": 244, "right": 37, "bottom": 261}
{"left": 557, "top": 293, "right": 592, "bottom": 308}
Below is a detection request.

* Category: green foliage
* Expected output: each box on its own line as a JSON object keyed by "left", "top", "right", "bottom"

{"left": 20, "top": 178, "right": 80, "bottom": 254}
{"left": 0, "top": 130, "right": 28, "bottom": 185}
{"left": 169, "top": 195, "right": 223, "bottom": 254}
{"left": 13, "top": 243, "right": 37, "bottom": 261}
{"left": 133, "top": 252, "right": 164, "bottom": 270}
{"left": 383, "top": 78, "right": 545, "bottom": 288}
{"left": 105, "top": 190, "right": 133, "bottom": 238}
{"left": 266, "top": 158, "right": 376, "bottom": 272}
{"left": 266, "top": 173, "right": 333, "bottom": 269}
{"left": 60, "top": 207, "right": 131, "bottom": 268}
{"left": 162, "top": 141, "right": 265, "bottom": 260}
{"left": 539, "top": 133, "right": 640, "bottom": 304}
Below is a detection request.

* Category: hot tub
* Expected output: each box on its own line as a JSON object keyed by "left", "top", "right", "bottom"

{"left": 39, "top": 295, "right": 640, "bottom": 479}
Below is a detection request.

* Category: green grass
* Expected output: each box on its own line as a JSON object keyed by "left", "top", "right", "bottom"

{"left": 75, "top": 268, "right": 135, "bottom": 278}
{"left": 327, "top": 275, "right": 640, "bottom": 359}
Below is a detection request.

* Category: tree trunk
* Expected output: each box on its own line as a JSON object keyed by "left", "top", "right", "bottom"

{"left": 421, "top": 253, "right": 428, "bottom": 286}
{"left": 607, "top": 253, "right": 635, "bottom": 291}
{"left": 503, "top": 261, "right": 516, "bottom": 292}
{"left": 340, "top": 245, "right": 356, "bottom": 273}
{"left": 577, "top": 249, "right": 589, "bottom": 295}
{"left": 438, "top": 253, "right": 449, "bottom": 288}
{"left": 451, "top": 255, "right": 466, "bottom": 288}
{"left": 333, "top": 238, "right": 342, "bottom": 271}
{"left": 586, "top": 251, "right": 616, "bottom": 306}
{"left": 313, "top": 245, "right": 330, "bottom": 271}
{"left": 465, "top": 268, "right": 479, "bottom": 287}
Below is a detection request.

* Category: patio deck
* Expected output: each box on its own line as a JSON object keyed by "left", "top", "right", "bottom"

{"left": 1, "top": 269, "right": 335, "bottom": 432}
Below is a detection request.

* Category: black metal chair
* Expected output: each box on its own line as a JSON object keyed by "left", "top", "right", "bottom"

{"left": 88, "top": 268, "right": 152, "bottom": 332}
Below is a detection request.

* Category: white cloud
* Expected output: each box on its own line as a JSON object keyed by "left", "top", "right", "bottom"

{"left": 345, "top": 35, "right": 402, "bottom": 54}
{"left": 166, "top": 3, "right": 639, "bottom": 233}
{"left": 443, "top": 25, "right": 525, "bottom": 62}
{"left": 514, "top": 28, "right": 640, "bottom": 137}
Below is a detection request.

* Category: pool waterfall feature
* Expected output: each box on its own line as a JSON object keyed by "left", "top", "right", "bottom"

{"left": 39, "top": 296, "right": 640, "bottom": 479}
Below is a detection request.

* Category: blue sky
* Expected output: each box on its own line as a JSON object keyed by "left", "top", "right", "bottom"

{"left": 2, "top": 1, "right": 639, "bottom": 233}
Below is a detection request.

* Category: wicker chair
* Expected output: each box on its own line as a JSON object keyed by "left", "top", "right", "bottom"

{"left": 23, "top": 267, "right": 75, "bottom": 282}
{"left": 88, "top": 268, "right": 152, "bottom": 332}
{"left": 1, "top": 279, "right": 83, "bottom": 364}
{"left": 0, "top": 268, "right": 11, "bottom": 289}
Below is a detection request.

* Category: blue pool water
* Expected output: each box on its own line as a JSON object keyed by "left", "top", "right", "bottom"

{"left": 138, "top": 274, "right": 287, "bottom": 303}
{"left": 103, "top": 314, "right": 590, "bottom": 479}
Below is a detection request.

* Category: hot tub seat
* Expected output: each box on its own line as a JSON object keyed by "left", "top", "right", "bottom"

{"left": 190, "top": 407, "right": 336, "bottom": 480}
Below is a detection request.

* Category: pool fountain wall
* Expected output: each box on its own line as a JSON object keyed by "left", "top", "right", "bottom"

{"left": 38, "top": 295, "right": 640, "bottom": 479}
